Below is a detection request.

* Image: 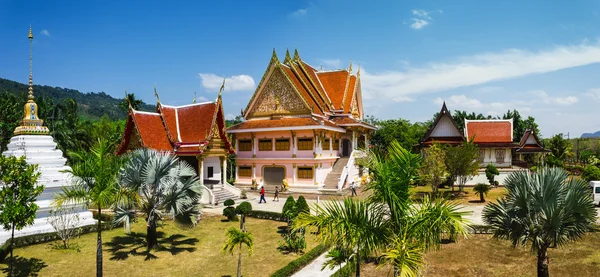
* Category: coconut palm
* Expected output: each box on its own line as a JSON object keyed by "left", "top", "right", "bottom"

{"left": 54, "top": 139, "right": 122, "bottom": 277}
{"left": 473, "top": 183, "right": 490, "bottom": 202}
{"left": 223, "top": 226, "right": 254, "bottom": 277}
{"left": 115, "top": 148, "right": 203, "bottom": 250}
{"left": 483, "top": 167, "right": 597, "bottom": 277}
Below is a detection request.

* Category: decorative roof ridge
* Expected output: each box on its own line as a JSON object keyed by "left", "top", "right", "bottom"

{"left": 288, "top": 60, "right": 327, "bottom": 113}
{"left": 297, "top": 60, "right": 333, "bottom": 109}
{"left": 316, "top": 69, "right": 350, "bottom": 74}
{"left": 276, "top": 62, "right": 316, "bottom": 114}
{"left": 132, "top": 109, "right": 161, "bottom": 116}
{"left": 465, "top": 119, "right": 513, "bottom": 123}
{"left": 349, "top": 75, "right": 360, "bottom": 117}
{"left": 207, "top": 93, "right": 223, "bottom": 141}
{"left": 421, "top": 102, "right": 464, "bottom": 144}
{"left": 161, "top": 101, "right": 216, "bottom": 109}
{"left": 243, "top": 49, "right": 282, "bottom": 118}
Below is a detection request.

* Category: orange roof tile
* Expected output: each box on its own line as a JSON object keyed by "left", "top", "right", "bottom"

{"left": 160, "top": 105, "right": 179, "bottom": 142}
{"left": 132, "top": 111, "right": 173, "bottom": 151}
{"left": 170, "top": 103, "right": 217, "bottom": 143}
{"left": 465, "top": 121, "right": 512, "bottom": 143}
{"left": 317, "top": 71, "right": 348, "bottom": 110}
{"left": 281, "top": 66, "right": 322, "bottom": 115}
{"left": 344, "top": 76, "right": 357, "bottom": 113}
{"left": 290, "top": 62, "right": 327, "bottom": 110}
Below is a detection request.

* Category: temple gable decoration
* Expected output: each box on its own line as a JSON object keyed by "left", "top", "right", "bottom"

{"left": 420, "top": 102, "right": 464, "bottom": 147}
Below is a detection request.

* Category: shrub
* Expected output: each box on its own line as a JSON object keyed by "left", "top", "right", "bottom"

{"left": 278, "top": 229, "right": 306, "bottom": 254}
{"left": 295, "top": 196, "right": 309, "bottom": 216}
{"left": 92, "top": 211, "right": 114, "bottom": 222}
{"left": 247, "top": 210, "right": 288, "bottom": 222}
{"left": 270, "top": 244, "right": 329, "bottom": 277}
{"left": 224, "top": 199, "right": 235, "bottom": 207}
{"left": 331, "top": 261, "right": 355, "bottom": 277}
{"left": 282, "top": 196, "right": 296, "bottom": 218}
{"left": 473, "top": 183, "right": 490, "bottom": 202}
{"left": 485, "top": 164, "right": 499, "bottom": 186}
{"left": 47, "top": 207, "right": 82, "bottom": 249}
{"left": 582, "top": 165, "right": 600, "bottom": 182}
{"left": 236, "top": 201, "right": 253, "bottom": 231}
{"left": 223, "top": 206, "right": 238, "bottom": 221}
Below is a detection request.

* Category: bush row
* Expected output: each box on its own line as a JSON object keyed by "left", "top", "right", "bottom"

{"left": 0, "top": 220, "right": 120, "bottom": 262}
{"left": 471, "top": 224, "right": 494, "bottom": 234}
{"left": 247, "top": 210, "right": 288, "bottom": 222}
{"left": 270, "top": 244, "right": 329, "bottom": 277}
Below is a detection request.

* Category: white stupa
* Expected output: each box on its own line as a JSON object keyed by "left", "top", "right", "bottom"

{"left": 0, "top": 27, "right": 95, "bottom": 243}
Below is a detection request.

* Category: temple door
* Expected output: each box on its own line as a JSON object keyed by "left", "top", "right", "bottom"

{"left": 342, "top": 139, "right": 350, "bottom": 157}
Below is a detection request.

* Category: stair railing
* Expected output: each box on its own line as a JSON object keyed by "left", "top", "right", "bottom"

{"left": 201, "top": 184, "right": 216, "bottom": 205}
{"left": 337, "top": 152, "right": 356, "bottom": 191}
{"left": 223, "top": 181, "right": 242, "bottom": 198}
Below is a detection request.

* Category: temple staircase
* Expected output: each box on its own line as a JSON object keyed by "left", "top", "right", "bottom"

{"left": 204, "top": 180, "right": 240, "bottom": 206}
{"left": 322, "top": 157, "right": 349, "bottom": 190}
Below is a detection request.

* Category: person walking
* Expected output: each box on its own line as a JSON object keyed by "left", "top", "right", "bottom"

{"left": 273, "top": 186, "right": 280, "bottom": 202}
{"left": 350, "top": 181, "right": 357, "bottom": 197}
{"left": 259, "top": 186, "right": 267, "bottom": 204}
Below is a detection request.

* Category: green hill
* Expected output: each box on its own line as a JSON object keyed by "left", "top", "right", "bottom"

{"left": 0, "top": 77, "right": 155, "bottom": 120}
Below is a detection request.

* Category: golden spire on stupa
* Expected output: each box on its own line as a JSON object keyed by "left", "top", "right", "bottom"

{"left": 14, "top": 25, "right": 50, "bottom": 135}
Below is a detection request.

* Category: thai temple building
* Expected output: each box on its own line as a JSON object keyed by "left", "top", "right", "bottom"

{"left": 421, "top": 102, "right": 549, "bottom": 185}
{"left": 1, "top": 27, "right": 94, "bottom": 242}
{"left": 116, "top": 85, "right": 239, "bottom": 205}
{"left": 227, "top": 49, "right": 376, "bottom": 192}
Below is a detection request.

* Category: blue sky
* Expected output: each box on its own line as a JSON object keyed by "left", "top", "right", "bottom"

{"left": 1, "top": 0, "right": 600, "bottom": 137}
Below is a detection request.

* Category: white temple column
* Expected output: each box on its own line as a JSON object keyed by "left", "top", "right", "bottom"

{"left": 222, "top": 156, "right": 227, "bottom": 184}
{"left": 252, "top": 134, "right": 256, "bottom": 158}
{"left": 329, "top": 136, "right": 333, "bottom": 156}
{"left": 352, "top": 130, "right": 356, "bottom": 150}
{"left": 292, "top": 134, "right": 297, "bottom": 158}
{"left": 293, "top": 164, "right": 297, "bottom": 185}
{"left": 199, "top": 158, "right": 204, "bottom": 186}
{"left": 252, "top": 164, "right": 256, "bottom": 180}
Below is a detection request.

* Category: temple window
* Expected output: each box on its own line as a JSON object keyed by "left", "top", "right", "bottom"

{"left": 495, "top": 149, "right": 505, "bottom": 164}
{"left": 238, "top": 166, "right": 252, "bottom": 177}
{"left": 298, "top": 138, "right": 314, "bottom": 150}
{"left": 275, "top": 139, "right": 290, "bottom": 151}
{"left": 332, "top": 139, "right": 339, "bottom": 150}
{"left": 323, "top": 139, "right": 330, "bottom": 150}
{"left": 478, "top": 150, "right": 485, "bottom": 163}
{"left": 259, "top": 139, "right": 273, "bottom": 151}
{"left": 239, "top": 140, "right": 252, "bottom": 151}
{"left": 297, "top": 167, "right": 314, "bottom": 179}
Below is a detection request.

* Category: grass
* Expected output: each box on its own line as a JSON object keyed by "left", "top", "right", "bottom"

{"left": 358, "top": 232, "right": 600, "bottom": 277}
{"left": 0, "top": 215, "right": 317, "bottom": 277}
{"left": 409, "top": 186, "right": 507, "bottom": 205}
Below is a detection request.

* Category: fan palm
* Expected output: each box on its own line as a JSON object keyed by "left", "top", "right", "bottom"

{"left": 54, "top": 139, "right": 122, "bottom": 277}
{"left": 483, "top": 167, "right": 597, "bottom": 277}
{"left": 115, "top": 148, "right": 203, "bottom": 250}
{"left": 223, "top": 227, "right": 254, "bottom": 277}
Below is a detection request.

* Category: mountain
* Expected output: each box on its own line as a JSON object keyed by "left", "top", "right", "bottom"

{"left": 581, "top": 131, "right": 600, "bottom": 139}
{"left": 0, "top": 77, "right": 155, "bottom": 120}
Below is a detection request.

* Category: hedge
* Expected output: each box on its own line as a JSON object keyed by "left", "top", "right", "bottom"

{"left": 471, "top": 224, "right": 494, "bottom": 234}
{"left": 270, "top": 244, "right": 329, "bottom": 277}
{"left": 247, "top": 210, "right": 288, "bottom": 222}
{"left": 0, "top": 220, "right": 120, "bottom": 262}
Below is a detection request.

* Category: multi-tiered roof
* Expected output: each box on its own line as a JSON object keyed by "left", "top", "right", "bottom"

{"left": 228, "top": 49, "right": 375, "bottom": 133}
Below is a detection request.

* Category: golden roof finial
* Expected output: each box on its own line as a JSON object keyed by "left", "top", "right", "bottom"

{"left": 348, "top": 59, "right": 353, "bottom": 74}
{"left": 193, "top": 91, "right": 197, "bottom": 104}
{"left": 293, "top": 49, "right": 300, "bottom": 60}
{"left": 284, "top": 48, "right": 292, "bottom": 64}
{"left": 218, "top": 78, "right": 225, "bottom": 99}
{"left": 154, "top": 83, "right": 161, "bottom": 103}
{"left": 125, "top": 90, "right": 132, "bottom": 109}
{"left": 271, "top": 48, "right": 279, "bottom": 63}
{"left": 357, "top": 64, "right": 361, "bottom": 77}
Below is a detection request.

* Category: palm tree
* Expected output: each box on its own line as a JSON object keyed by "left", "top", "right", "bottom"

{"left": 223, "top": 226, "right": 254, "bottom": 277}
{"left": 483, "top": 167, "right": 597, "bottom": 277}
{"left": 473, "top": 183, "right": 490, "bottom": 202}
{"left": 295, "top": 198, "right": 388, "bottom": 277}
{"left": 54, "top": 139, "right": 122, "bottom": 277}
{"left": 115, "top": 149, "right": 203, "bottom": 250}
{"left": 119, "top": 93, "right": 143, "bottom": 113}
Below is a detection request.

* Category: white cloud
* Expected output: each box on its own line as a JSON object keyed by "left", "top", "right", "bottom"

{"left": 319, "top": 59, "right": 341, "bottom": 69}
{"left": 289, "top": 8, "right": 307, "bottom": 17}
{"left": 40, "top": 29, "right": 50, "bottom": 36}
{"left": 225, "top": 114, "right": 235, "bottom": 120}
{"left": 393, "top": 96, "right": 414, "bottom": 103}
{"left": 408, "top": 9, "right": 442, "bottom": 30}
{"left": 530, "top": 90, "right": 578, "bottom": 105}
{"left": 410, "top": 19, "right": 429, "bottom": 30}
{"left": 360, "top": 40, "right": 600, "bottom": 100}
{"left": 198, "top": 73, "right": 256, "bottom": 92}
{"left": 585, "top": 88, "right": 600, "bottom": 102}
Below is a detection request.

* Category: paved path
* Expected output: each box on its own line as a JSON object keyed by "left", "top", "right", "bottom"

{"left": 291, "top": 251, "right": 345, "bottom": 277}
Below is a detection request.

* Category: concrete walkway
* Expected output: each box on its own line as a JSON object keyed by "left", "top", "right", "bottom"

{"left": 291, "top": 251, "right": 344, "bottom": 277}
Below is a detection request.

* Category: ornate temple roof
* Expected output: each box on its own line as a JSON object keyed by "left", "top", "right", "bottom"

{"left": 228, "top": 117, "right": 345, "bottom": 133}
{"left": 231, "top": 49, "right": 370, "bottom": 134}
{"left": 116, "top": 93, "right": 233, "bottom": 155}
{"left": 465, "top": 120, "right": 513, "bottom": 143}
{"left": 516, "top": 128, "right": 550, "bottom": 153}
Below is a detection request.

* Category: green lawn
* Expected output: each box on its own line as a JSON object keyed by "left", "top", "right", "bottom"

{"left": 360, "top": 232, "right": 600, "bottom": 277}
{"left": 409, "top": 186, "right": 507, "bottom": 205}
{"left": 0, "top": 215, "right": 317, "bottom": 277}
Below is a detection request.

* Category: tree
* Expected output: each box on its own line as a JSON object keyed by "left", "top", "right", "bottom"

{"left": 418, "top": 143, "right": 447, "bottom": 195}
{"left": 483, "top": 167, "right": 597, "bottom": 277}
{"left": 322, "top": 247, "right": 352, "bottom": 272}
{"left": 223, "top": 226, "right": 254, "bottom": 277}
{"left": 47, "top": 207, "right": 81, "bottom": 249}
{"left": 282, "top": 196, "right": 297, "bottom": 222}
{"left": 370, "top": 119, "right": 428, "bottom": 152}
{"left": 223, "top": 199, "right": 238, "bottom": 222}
{"left": 54, "top": 139, "right": 122, "bottom": 277}
{"left": 473, "top": 183, "right": 490, "bottom": 202}
{"left": 119, "top": 93, "right": 143, "bottom": 113}
{"left": 295, "top": 195, "right": 309, "bottom": 215}
{"left": 0, "top": 156, "right": 44, "bottom": 276}
{"left": 581, "top": 165, "right": 600, "bottom": 182}
{"left": 485, "top": 164, "right": 499, "bottom": 186}
{"left": 0, "top": 91, "right": 24, "bottom": 152}
{"left": 444, "top": 141, "right": 480, "bottom": 192}
{"left": 235, "top": 201, "right": 252, "bottom": 232}
{"left": 546, "top": 134, "right": 571, "bottom": 167}
{"left": 115, "top": 148, "right": 202, "bottom": 250}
